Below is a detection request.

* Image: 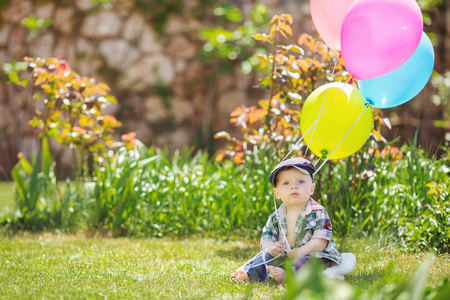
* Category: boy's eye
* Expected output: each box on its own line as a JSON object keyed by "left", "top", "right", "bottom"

{"left": 299, "top": 180, "right": 304, "bottom": 183}
{"left": 283, "top": 181, "right": 289, "bottom": 185}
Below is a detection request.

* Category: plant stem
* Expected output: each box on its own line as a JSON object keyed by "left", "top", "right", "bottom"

{"left": 265, "top": 32, "right": 278, "bottom": 147}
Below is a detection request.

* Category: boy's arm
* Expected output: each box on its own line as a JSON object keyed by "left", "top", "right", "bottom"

{"left": 261, "top": 240, "right": 285, "bottom": 257}
{"left": 286, "top": 238, "right": 328, "bottom": 259}
{"left": 260, "top": 214, "right": 286, "bottom": 257}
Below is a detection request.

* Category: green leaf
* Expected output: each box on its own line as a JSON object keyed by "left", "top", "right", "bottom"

{"left": 18, "top": 154, "right": 33, "bottom": 176}
{"left": 8, "top": 72, "right": 20, "bottom": 84}
{"left": 434, "top": 120, "right": 449, "bottom": 129}
{"left": 259, "top": 76, "right": 271, "bottom": 88}
{"left": 12, "top": 165, "right": 28, "bottom": 202}
{"left": 137, "top": 155, "right": 158, "bottom": 168}
{"left": 28, "top": 116, "right": 43, "bottom": 129}
{"left": 104, "top": 95, "right": 117, "bottom": 104}
{"left": 27, "top": 153, "right": 41, "bottom": 212}
{"left": 41, "top": 136, "right": 52, "bottom": 176}
{"left": 19, "top": 79, "right": 29, "bottom": 87}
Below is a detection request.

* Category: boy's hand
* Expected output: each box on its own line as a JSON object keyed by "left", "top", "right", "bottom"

{"left": 268, "top": 242, "right": 286, "bottom": 257}
{"left": 286, "top": 248, "right": 302, "bottom": 259}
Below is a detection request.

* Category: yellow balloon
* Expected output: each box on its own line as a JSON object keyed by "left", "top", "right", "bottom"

{"left": 300, "top": 83, "right": 373, "bottom": 160}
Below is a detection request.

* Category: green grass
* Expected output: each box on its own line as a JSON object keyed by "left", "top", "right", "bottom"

{"left": 0, "top": 182, "right": 15, "bottom": 217}
{"left": 0, "top": 233, "right": 283, "bottom": 299}
{"left": 0, "top": 233, "right": 449, "bottom": 299}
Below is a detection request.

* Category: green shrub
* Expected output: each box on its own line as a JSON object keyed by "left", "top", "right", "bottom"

{"left": 394, "top": 145, "right": 450, "bottom": 253}
{"left": 6, "top": 136, "right": 81, "bottom": 231}
{"left": 4, "top": 139, "right": 449, "bottom": 254}
{"left": 122, "top": 144, "right": 277, "bottom": 237}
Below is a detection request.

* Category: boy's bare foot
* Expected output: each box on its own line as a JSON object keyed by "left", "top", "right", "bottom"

{"left": 266, "top": 266, "right": 284, "bottom": 284}
{"left": 231, "top": 269, "right": 251, "bottom": 284}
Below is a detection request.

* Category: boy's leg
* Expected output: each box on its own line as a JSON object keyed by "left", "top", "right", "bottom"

{"left": 292, "top": 255, "right": 336, "bottom": 272}
{"left": 293, "top": 255, "right": 311, "bottom": 272}
{"left": 267, "top": 255, "right": 335, "bottom": 284}
{"left": 266, "top": 255, "right": 310, "bottom": 284}
{"left": 238, "top": 251, "right": 284, "bottom": 282}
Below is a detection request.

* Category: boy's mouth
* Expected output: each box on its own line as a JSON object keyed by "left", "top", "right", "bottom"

{"left": 290, "top": 192, "right": 299, "bottom": 197}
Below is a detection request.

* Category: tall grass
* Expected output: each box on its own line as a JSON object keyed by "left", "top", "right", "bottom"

{"left": 118, "top": 144, "right": 277, "bottom": 237}
{"left": 8, "top": 136, "right": 81, "bottom": 230}
{"left": 3, "top": 138, "right": 449, "bottom": 252}
{"left": 317, "top": 139, "right": 449, "bottom": 252}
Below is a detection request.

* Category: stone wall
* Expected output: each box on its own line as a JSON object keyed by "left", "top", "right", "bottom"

{"left": 0, "top": 0, "right": 449, "bottom": 179}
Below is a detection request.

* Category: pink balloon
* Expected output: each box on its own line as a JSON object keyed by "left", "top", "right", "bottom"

{"left": 341, "top": 0, "right": 423, "bottom": 80}
{"left": 310, "top": 0, "right": 356, "bottom": 51}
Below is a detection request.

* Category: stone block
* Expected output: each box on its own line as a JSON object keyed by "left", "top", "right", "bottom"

{"left": 216, "top": 90, "right": 247, "bottom": 116}
{"left": 128, "top": 120, "right": 153, "bottom": 145}
{"left": 113, "top": 0, "right": 135, "bottom": 18}
{"left": 0, "top": 0, "right": 32, "bottom": 23}
{"left": 166, "top": 35, "right": 197, "bottom": 60}
{"left": 28, "top": 31, "right": 55, "bottom": 58}
{"left": 0, "top": 24, "right": 11, "bottom": 47}
{"left": 99, "top": 38, "right": 140, "bottom": 69}
{"left": 143, "top": 96, "right": 170, "bottom": 123}
{"left": 139, "top": 25, "right": 162, "bottom": 54}
{"left": 119, "top": 54, "right": 175, "bottom": 91}
{"left": 54, "top": 7, "right": 75, "bottom": 35}
{"left": 75, "top": 0, "right": 95, "bottom": 12}
{"left": 8, "top": 25, "right": 27, "bottom": 60}
{"left": 172, "top": 98, "right": 196, "bottom": 123}
{"left": 35, "top": 2, "right": 55, "bottom": 19}
{"left": 123, "top": 12, "right": 146, "bottom": 42}
{"left": 80, "top": 11, "right": 122, "bottom": 39}
{"left": 165, "top": 15, "right": 186, "bottom": 35}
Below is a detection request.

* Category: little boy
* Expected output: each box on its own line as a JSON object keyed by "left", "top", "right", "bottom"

{"left": 231, "top": 157, "right": 342, "bottom": 284}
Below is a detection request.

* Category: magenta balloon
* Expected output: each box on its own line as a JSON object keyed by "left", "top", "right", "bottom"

{"left": 310, "top": 0, "right": 356, "bottom": 51}
{"left": 341, "top": 0, "right": 423, "bottom": 80}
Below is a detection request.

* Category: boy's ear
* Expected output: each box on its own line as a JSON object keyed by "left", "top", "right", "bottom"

{"left": 311, "top": 182, "right": 316, "bottom": 194}
{"left": 273, "top": 187, "right": 279, "bottom": 199}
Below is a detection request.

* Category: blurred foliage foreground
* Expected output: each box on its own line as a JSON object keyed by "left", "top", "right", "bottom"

{"left": 1, "top": 13, "right": 449, "bottom": 257}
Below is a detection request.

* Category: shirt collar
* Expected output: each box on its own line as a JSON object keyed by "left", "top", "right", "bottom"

{"left": 275, "top": 198, "right": 324, "bottom": 220}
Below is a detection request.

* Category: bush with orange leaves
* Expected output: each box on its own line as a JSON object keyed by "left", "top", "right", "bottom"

{"left": 11, "top": 57, "right": 135, "bottom": 177}
{"left": 214, "top": 14, "right": 387, "bottom": 164}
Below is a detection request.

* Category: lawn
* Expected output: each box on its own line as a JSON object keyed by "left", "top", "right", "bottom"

{"left": 0, "top": 232, "right": 449, "bottom": 299}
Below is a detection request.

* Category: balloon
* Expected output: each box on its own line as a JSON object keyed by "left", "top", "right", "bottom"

{"left": 358, "top": 32, "right": 434, "bottom": 109}
{"left": 300, "top": 83, "right": 373, "bottom": 160}
{"left": 310, "top": 0, "right": 356, "bottom": 51}
{"left": 341, "top": 0, "right": 423, "bottom": 80}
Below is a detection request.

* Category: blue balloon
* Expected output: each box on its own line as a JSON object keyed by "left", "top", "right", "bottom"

{"left": 358, "top": 32, "right": 435, "bottom": 109}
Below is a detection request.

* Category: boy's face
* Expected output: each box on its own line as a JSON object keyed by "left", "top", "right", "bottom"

{"left": 273, "top": 168, "right": 315, "bottom": 208}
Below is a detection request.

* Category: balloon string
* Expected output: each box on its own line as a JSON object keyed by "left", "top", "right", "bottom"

{"left": 303, "top": 57, "right": 341, "bottom": 157}
{"left": 330, "top": 55, "right": 339, "bottom": 78}
{"left": 237, "top": 245, "right": 287, "bottom": 271}
{"left": 273, "top": 196, "right": 291, "bottom": 252}
{"left": 304, "top": 88, "right": 328, "bottom": 158}
{"left": 313, "top": 102, "right": 370, "bottom": 175}
{"left": 282, "top": 77, "right": 351, "bottom": 162}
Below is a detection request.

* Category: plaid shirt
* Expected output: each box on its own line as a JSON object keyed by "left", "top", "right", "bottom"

{"left": 261, "top": 198, "right": 342, "bottom": 264}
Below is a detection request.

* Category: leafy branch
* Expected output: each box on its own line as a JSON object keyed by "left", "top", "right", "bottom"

{"left": 215, "top": 13, "right": 355, "bottom": 163}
